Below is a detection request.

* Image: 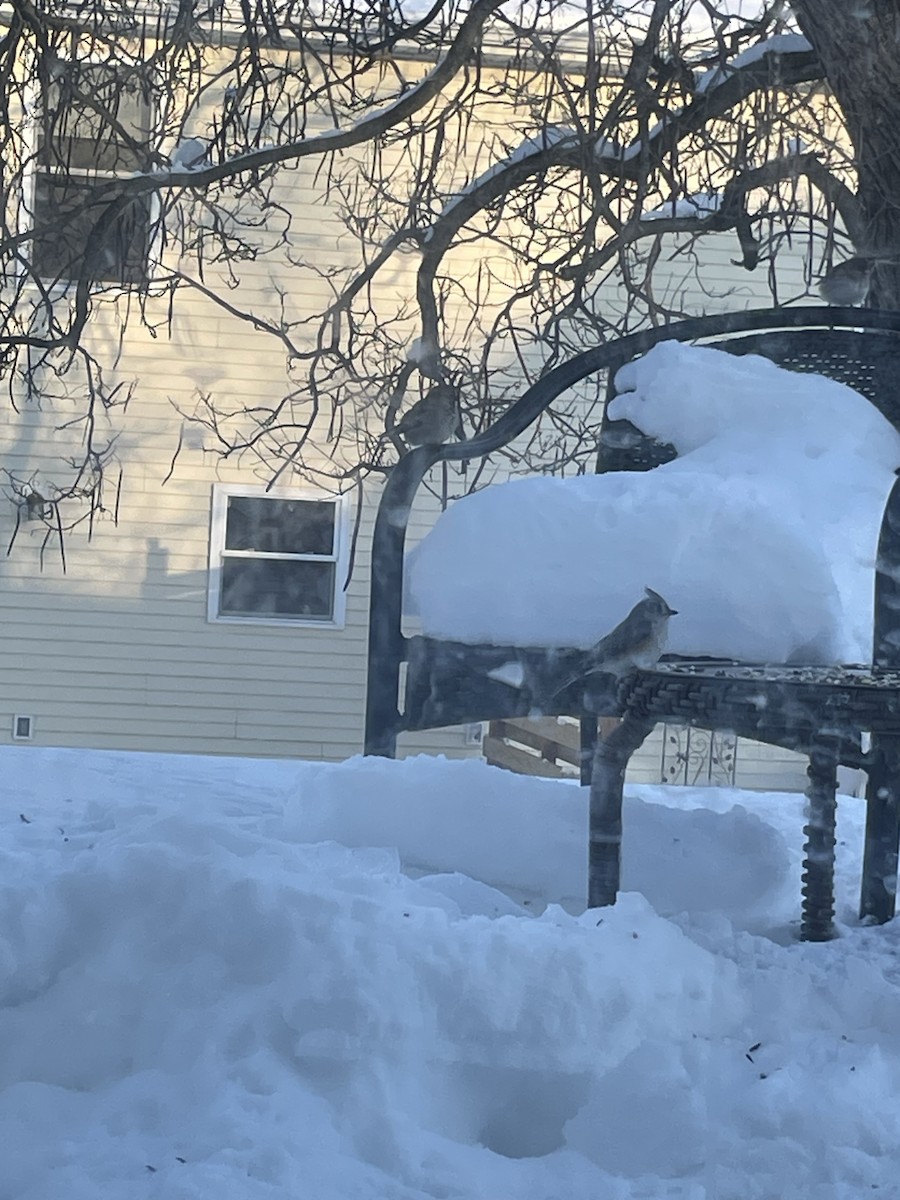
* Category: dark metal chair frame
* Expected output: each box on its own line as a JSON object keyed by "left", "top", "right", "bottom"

{"left": 365, "top": 306, "right": 900, "bottom": 941}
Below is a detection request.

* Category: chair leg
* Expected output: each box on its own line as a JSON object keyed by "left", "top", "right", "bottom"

{"left": 579, "top": 717, "right": 623, "bottom": 786}
{"left": 801, "top": 737, "right": 839, "bottom": 942}
{"left": 860, "top": 735, "right": 900, "bottom": 925}
{"left": 579, "top": 718, "right": 597, "bottom": 787}
{"left": 587, "top": 716, "right": 654, "bottom": 909}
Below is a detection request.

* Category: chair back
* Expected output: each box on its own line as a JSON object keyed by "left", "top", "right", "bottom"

{"left": 599, "top": 322, "right": 900, "bottom": 474}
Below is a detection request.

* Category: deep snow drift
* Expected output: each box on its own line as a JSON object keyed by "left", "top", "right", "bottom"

{"left": 2, "top": 746, "right": 900, "bottom": 1200}
{"left": 408, "top": 343, "right": 900, "bottom": 663}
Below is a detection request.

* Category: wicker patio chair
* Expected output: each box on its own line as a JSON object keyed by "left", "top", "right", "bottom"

{"left": 365, "top": 306, "right": 900, "bottom": 941}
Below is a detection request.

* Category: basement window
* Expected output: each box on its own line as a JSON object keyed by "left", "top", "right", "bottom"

{"left": 208, "top": 485, "right": 350, "bottom": 627}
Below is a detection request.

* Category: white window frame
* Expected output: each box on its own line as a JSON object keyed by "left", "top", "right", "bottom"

{"left": 22, "top": 59, "right": 161, "bottom": 292}
{"left": 208, "top": 483, "right": 351, "bottom": 629}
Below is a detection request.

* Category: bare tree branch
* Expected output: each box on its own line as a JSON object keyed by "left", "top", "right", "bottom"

{"left": 0, "top": 0, "right": 894, "bottom": 553}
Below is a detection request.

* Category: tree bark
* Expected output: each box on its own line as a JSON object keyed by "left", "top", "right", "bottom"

{"left": 793, "top": 1, "right": 900, "bottom": 305}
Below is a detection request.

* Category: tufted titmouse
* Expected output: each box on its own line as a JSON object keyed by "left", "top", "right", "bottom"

{"left": 818, "top": 257, "right": 873, "bottom": 306}
{"left": 170, "top": 137, "right": 209, "bottom": 171}
{"left": 556, "top": 587, "right": 678, "bottom": 696}
{"left": 393, "top": 383, "right": 461, "bottom": 447}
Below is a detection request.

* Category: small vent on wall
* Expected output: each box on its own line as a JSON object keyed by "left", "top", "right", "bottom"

{"left": 12, "top": 715, "right": 33, "bottom": 741}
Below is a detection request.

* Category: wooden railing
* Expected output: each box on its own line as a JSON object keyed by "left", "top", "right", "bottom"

{"left": 485, "top": 716, "right": 745, "bottom": 786}
{"left": 483, "top": 716, "right": 592, "bottom": 778}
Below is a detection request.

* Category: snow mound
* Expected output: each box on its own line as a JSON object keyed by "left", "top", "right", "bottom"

{"left": 285, "top": 753, "right": 793, "bottom": 919}
{"left": 408, "top": 343, "right": 900, "bottom": 663}
{"left": 2, "top": 746, "right": 900, "bottom": 1200}
{"left": 1, "top": 750, "right": 728, "bottom": 1199}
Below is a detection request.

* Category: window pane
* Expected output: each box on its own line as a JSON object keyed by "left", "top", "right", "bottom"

{"left": 220, "top": 558, "right": 336, "bottom": 619}
{"left": 31, "top": 175, "right": 152, "bottom": 284}
{"left": 39, "top": 130, "right": 148, "bottom": 174}
{"left": 40, "top": 67, "right": 151, "bottom": 171}
{"left": 225, "top": 497, "right": 336, "bottom": 556}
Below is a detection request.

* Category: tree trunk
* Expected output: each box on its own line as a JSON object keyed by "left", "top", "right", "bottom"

{"left": 793, "top": 1, "right": 900, "bottom": 306}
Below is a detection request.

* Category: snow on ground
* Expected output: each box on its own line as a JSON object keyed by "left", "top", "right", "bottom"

{"left": 408, "top": 343, "right": 900, "bottom": 664}
{"left": 3, "top": 745, "right": 900, "bottom": 1199}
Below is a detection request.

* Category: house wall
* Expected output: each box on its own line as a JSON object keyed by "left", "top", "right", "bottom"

{"left": 0, "top": 50, "right": 826, "bottom": 784}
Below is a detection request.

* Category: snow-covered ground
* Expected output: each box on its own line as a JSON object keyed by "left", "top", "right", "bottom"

{"left": 3, "top": 745, "right": 900, "bottom": 1199}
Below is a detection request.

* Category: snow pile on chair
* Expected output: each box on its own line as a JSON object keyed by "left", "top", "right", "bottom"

{"left": 407, "top": 342, "right": 900, "bottom": 664}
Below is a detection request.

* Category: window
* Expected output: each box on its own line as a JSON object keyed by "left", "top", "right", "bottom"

{"left": 30, "top": 63, "right": 154, "bottom": 286}
{"left": 208, "top": 486, "right": 350, "bottom": 626}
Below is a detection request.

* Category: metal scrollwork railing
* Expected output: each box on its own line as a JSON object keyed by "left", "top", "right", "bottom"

{"left": 660, "top": 724, "right": 738, "bottom": 787}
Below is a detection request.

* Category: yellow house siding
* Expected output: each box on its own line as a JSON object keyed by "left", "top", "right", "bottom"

{"left": 0, "top": 50, "right": 836, "bottom": 777}
{"left": 0, "top": 258, "right": 833, "bottom": 771}
{"left": 0, "top": 361, "right": 480, "bottom": 759}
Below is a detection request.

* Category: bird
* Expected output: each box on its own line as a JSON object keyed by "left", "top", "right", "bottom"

{"left": 818, "top": 257, "right": 873, "bottom": 306}
{"left": 42, "top": 49, "right": 67, "bottom": 82}
{"left": 23, "top": 489, "right": 47, "bottom": 521}
{"left": 555, "top": 587, "right": 678, "bottom": 696}
{"left": 393, "top": 383, "right": 461, "bottom": 447}
{"left": 170, "top": 138, "right": 208, "bottom": 171}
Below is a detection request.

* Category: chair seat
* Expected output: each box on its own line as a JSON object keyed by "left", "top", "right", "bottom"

{"left": 623, "top": 660, "right": 897, "bottom": 753}
{"left": 402, "top": 634, "right": 617, "bottom": 729}
{"left": 404, "top": 637, "right": 873, "bottom": 761}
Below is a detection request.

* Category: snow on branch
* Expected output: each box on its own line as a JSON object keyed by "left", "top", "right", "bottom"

{"left": 695, "top": 32, "right": 814, "bottom": 96}
{"left": 419, "top": 36, "right": 824, "bottom": 272}
{"left": 560, "top": 153, "right": 864, "bottom": 281}
{"left": 430, "top": 125, "right": 579, "bottom": 233}
{"left": 640, "top": 192, "right": 723, "bottom": 222}
{"left": 124, "top": 0, "right": 506, "bottom": 193}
